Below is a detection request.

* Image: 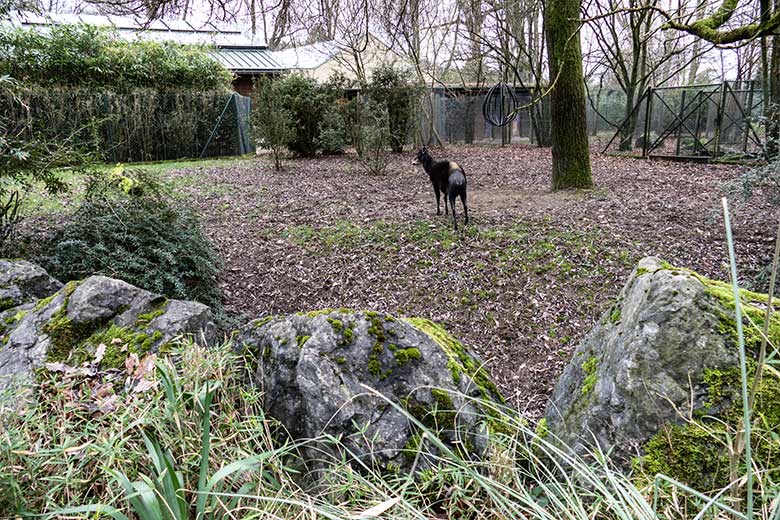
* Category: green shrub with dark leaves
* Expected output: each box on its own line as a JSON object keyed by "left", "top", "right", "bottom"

{"left": 0, "top": 24, "right": 232, "bottom": 92}
{"left": 274, "top": 74, "right": 337, "bottom": 157}
{"left": 318, "top": 104, "right": 348, "bottom": 155}
{"left": 367, "top": 65, "right": 419, "bottom": 153}
{"left": 40, "top": 168, "right": 225, "bottom": 318}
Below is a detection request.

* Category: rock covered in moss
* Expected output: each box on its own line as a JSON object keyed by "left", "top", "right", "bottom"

{"left": 545, "top": 256, "right": 780, "bottom": 481}
{"left": 237, "top": 310, "right": 505, "bottom": 474}
{"left": 0, "top": 273, "right": 217, "bottom": 394}
{"left": 0, "top": 259, "right": 62, "bottom": 312}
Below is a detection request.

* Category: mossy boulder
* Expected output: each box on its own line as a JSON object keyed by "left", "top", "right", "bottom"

{"left": 0, "top": 273, "right": 217, "bottom": 395}
{"left": 237, "top": 310, "right": 505, "bottom": 474}
{"left": 545, "top": 257, "right": 780, "bottom": 489}
{"left": 0, "top": 259, "right": 62, "bottom": 312}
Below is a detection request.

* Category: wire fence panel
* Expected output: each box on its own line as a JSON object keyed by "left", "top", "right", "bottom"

{"left": 420, "top": 86, "right": 545, "bottom": 146}
{"left": 2, "top": 87, "right": 254, "bottom": 163}
{"left": 602, "top": 81, "right": 765, "bottom": 161}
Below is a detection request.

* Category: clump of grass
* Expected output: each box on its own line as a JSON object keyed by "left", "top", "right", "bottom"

{"left": 3, "top": 316, "right": 780, "bottom": 519}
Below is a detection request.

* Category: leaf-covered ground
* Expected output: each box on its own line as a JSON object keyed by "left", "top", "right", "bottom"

{"left": 41, "top": 145, "right": 780, "bottom": 418}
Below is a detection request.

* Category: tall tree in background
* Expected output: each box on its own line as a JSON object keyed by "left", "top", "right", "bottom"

{"left": 545, "top": 0, "right": 592, "bottom": 189}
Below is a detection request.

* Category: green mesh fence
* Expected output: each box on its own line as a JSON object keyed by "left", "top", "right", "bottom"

{"left": 2, "top": 87, "right": 255, "bottom": 163}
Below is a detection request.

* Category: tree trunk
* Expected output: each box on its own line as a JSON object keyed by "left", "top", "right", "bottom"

{"left": 767, "top": 32, "right": 780, "bottom": 158}
{"left": 545, "top": 0, "right": 593, "bottom": 189}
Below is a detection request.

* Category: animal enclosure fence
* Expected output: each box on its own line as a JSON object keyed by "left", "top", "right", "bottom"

{"left": 2, "top": 88, "right": 255, "bottom": 163}
{"left": 422, "top": 85, "right": 551, "bottom": 146}
{"left": 602, "top": 81, "right": 765, "bottom": 161}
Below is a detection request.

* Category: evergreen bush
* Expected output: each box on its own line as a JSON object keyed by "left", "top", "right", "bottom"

{"left": 274, "top": 74, "right": 336, "bottom": 157}
{"left": 0, "top": 24, "right": 232, "bottom": 91}
{"left": 40, "top": 167, "right": 225, "bottom": 320}
{"left": 252, "top": 77, "right": 294, "bottom": 170}
{"left": 368, "top": 65, "right": 418, "bottom": 153}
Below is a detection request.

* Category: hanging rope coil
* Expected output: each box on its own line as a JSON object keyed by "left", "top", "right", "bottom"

{"left": 482, "top": 82, "right": 518, "bottom": 127}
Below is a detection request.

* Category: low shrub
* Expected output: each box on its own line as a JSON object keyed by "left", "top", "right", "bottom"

{"left": 252, "top": 77, "right": 294, "bottom": 171}
{"left": 318, "top": 104, "right": 348, "bottom": 155}
{"left": 274, "top": 74, "right": 335, "bottom": 157}
{"left": 350, "top": 98, "right": 392, "bottom": 175}
{"left": 39, "top": 167, "right": 225, "bottom": 319}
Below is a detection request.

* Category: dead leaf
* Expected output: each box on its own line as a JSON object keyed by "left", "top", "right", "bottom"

{"left": 132, "top": 379, "right": 158, "bottom": 393}
{"left": 351, "top": 497, "right": 401, "bottom": 518}
{"left": 94, "top": 343, "right": 107, "bottom": 364}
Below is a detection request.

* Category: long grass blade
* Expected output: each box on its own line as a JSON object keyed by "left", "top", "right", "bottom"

{"left": 722, "top": 196, "right": 754, "bottom": 519}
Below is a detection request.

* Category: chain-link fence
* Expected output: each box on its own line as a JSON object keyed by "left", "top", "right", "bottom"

{"left": 3, "top": 88, "right": 255, "bottom": 163}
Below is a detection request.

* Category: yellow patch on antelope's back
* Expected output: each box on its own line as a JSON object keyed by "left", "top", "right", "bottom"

{"left": 448, "top": 161, "right": 461, "bottom": 172}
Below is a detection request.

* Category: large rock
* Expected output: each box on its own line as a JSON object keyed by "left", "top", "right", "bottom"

{"left": 545, "top": 257, "right": 780, "bottom": 472}
{"left": 0, "top": 259, "right": 62, "bottom": 311}
{"left": 0, "top": 271, "right": 217, "bottom": 394}
{"left": 237, "top": 310, "right": 505, "bottom": 473}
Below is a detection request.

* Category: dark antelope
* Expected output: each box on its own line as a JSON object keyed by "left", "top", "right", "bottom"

{"left": 412, "top": 146, "right": 469, "bottom": 230}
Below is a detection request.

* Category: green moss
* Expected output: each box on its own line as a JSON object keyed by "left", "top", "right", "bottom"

{"left": 7, "top": 309, "right": 27, "bottom": 325}
{"left": 34, "top": 294, "right": 56, "bottom": 311}
{"left": 394, "top": 347, "right": 421, "bottom": 367}
{"left": 136, "top": 300, "right": 168, "bottom": 327}
{"left": 151, "top": 330, "right": 163, "bottom": 342}
{"left": 340, "top": 322, "right": 355, "bottom": 346}
{"left": 327, "top": 318, "right": 344, "bottom": 333}
{"left": 581, "top": 356, "right": 598, "bottom": 396}
{"left": 634, "top": 424, "right": 730, "bottom": 491}
{"left": 403, "top": 317, "right": 504, "bottom": 403}
{"left": 367, "top": 341, "right": 384, "bottom": 377}
{"left": 263, "top": 345, "right": 272, "bottom": 359}
{"left": 301, "top": 308, "right": 353, "bottom": 318}
{"left": 367, "top": 316, "right": 387, "bottom": 343}
{"left": 0, "top": 297, "right": 15, "bottom": 312}
{"left": 297, "top": 335, "right": 311, "bottom": 349}
{"left": 609, "top": 307, "right": 621, "bottom": 324}
{"left": 254, "top": 316, "right": 275, "bottom": 329}
{"left": 47, "top": 321, "right": 161, "bottom": 369}
{"left": 62, "top": 280, "right": 80, "bottom": 297}
{"left": 42, "top": 308, "right": 103, "bottom": 363}
{"left": 635, "top": 267, "right": 650, "bottom": 276}
{"left": 335, "top": 356, "right": 346, "bottom": 364}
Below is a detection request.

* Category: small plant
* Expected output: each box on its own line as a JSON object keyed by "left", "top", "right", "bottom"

{"left": 367, "top": 65, "right": 418, "bottom": 153}
{"left": 40, "top": 167, "right": 225, "bottom": 319}
{"left": 731, "top": 156, "right": 780, "bottom": 206}
{"left": 252, "top": 77, "right": 294, "bottom": 171}
{"left": 318, "top": 104, "right": 348, "bottom": 155}
{"left": 351, "top": 98, "right": 393, "bottom": 175}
